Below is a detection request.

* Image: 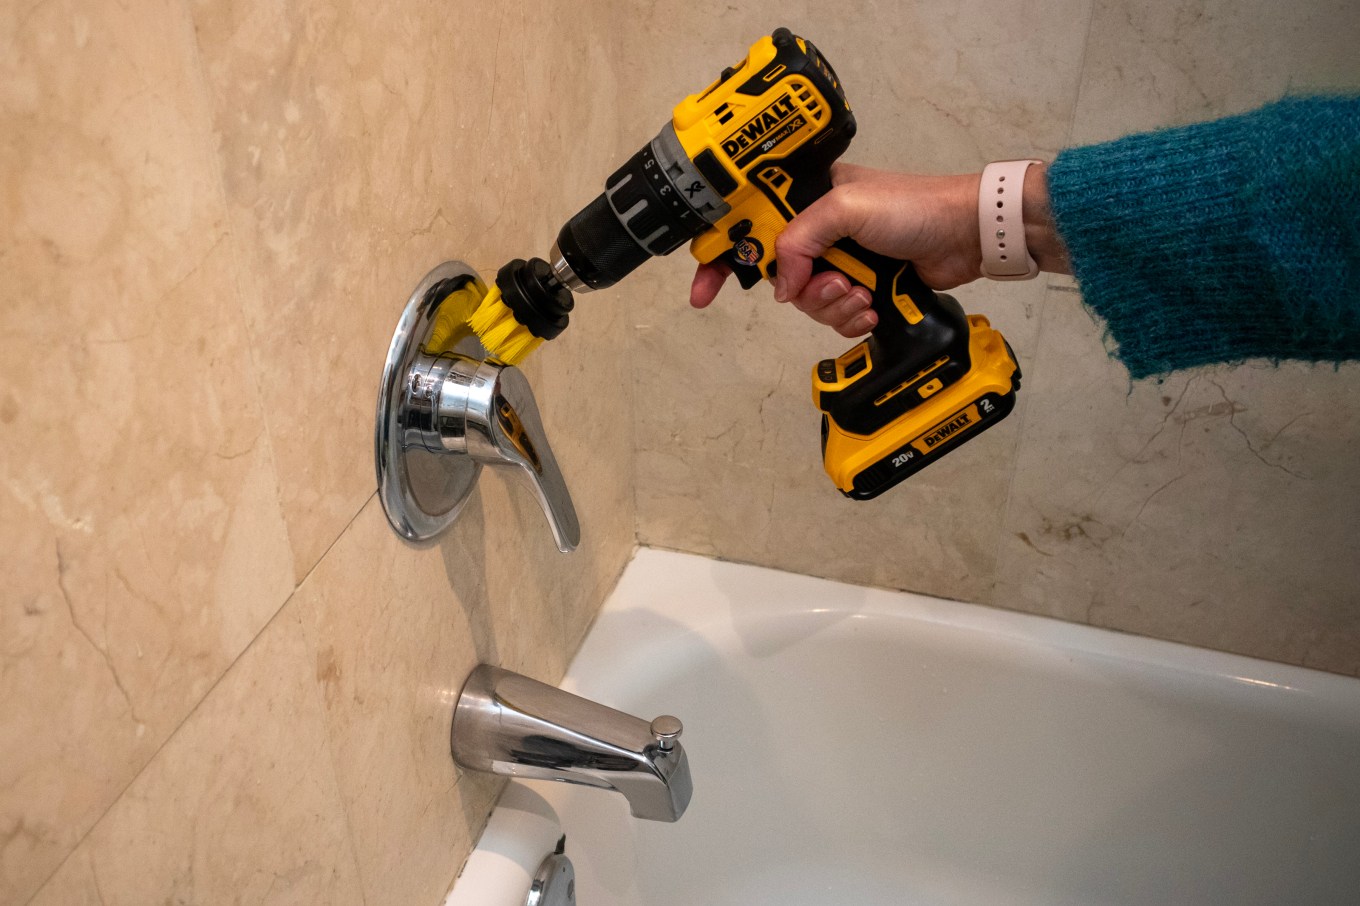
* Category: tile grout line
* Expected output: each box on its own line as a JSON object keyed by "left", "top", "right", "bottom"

{"left": 985, "top": 0, "right": 1099, "bottom": 611}
{"left": 289, "top": 508, "right": 379, "bottom": 906}
{"left": 1064, "top": 0, "right": 1100, "bottom": 148}
{"left": 25, "top": 492, "right": 377, "bottom": 905}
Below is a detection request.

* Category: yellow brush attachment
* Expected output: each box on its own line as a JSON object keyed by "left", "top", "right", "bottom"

{"left": 468, "top": 284, "right": 543, "bottom": 366}
{"left": 424, "top": 281, "right": 486, "bottom": 354}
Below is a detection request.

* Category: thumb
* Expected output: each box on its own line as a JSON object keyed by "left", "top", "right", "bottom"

{"left": 773, "top": 189, "right": 860, "bottom": 302}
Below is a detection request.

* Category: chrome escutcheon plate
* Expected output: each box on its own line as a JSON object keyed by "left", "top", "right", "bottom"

{"left": 375, "top": 260, "right": 490, "bottom": 542}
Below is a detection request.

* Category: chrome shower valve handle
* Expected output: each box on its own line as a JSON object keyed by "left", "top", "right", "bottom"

{"left": 427, "top": 356, "right": 580, "bottom": 552}
{"left": 376, "top": 261, "right": 580, "bottom": 551}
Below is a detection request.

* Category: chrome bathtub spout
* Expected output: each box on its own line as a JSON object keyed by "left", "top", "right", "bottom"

{"left": 452, "top": 665, "right": 692, "bottom": 822}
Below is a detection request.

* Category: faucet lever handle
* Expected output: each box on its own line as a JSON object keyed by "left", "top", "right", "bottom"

{"left": 465, "top": 362, "right": 581, "bottom": 553}
{"left": 650, "top": 715, "right": 683, "bottom": 752}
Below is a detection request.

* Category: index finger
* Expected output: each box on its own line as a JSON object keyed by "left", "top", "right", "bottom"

{"left": 690, "top": 261, "right": 732, "bottom": 309}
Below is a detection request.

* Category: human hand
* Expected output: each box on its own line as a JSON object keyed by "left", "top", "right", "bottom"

{"left": 689, "top": 163, "right": 984, "bottom": 338}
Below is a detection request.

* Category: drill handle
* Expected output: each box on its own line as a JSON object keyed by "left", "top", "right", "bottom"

{"left": 810, "top": 239, "right": 974, "bottom": 436}
{"left": 709, "top": 167, "right": 839, "bottom": 291}
{"left": 817, "top": 239, "right": 965, "bottom": 352}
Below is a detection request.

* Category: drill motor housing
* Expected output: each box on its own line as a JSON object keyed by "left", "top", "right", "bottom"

{"left": 554, "top": 27, "right": 853, "bottom": 290}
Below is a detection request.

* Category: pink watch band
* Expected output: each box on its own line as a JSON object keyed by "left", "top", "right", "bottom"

{"left": 979, "top": 159, "right": 1042, "bottom": 280}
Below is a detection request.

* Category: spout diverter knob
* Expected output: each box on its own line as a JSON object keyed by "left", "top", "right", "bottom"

{"left": 650, "top": 716, "right": 683, "bottom": 752}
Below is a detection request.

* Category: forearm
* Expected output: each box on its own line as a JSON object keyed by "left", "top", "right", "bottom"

{"left": 1046, "top": 95, "right": 1360, "bottom": 378}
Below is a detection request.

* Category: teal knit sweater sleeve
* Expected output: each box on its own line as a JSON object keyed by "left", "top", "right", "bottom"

{"left": 1046, "top": 96, "right": 1360, "bottom": 379}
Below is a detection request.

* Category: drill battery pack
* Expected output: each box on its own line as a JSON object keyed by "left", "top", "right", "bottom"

{"left": 818, "top": 313, "right": 1020, "bottom": 499}
{"left": 810, "top": 250, "right": 1021, "bottom": 499}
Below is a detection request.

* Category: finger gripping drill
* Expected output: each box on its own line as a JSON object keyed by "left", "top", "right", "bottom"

{"left": 502, "top": 27, "right": 1021, "bottom": 499}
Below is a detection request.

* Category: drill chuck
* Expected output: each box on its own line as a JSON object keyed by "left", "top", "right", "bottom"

{"left": 553, "top": 192, "right": 653, "bottom": 291}
{"left": 554, "top": 124, "right": 731, "bottom": 291}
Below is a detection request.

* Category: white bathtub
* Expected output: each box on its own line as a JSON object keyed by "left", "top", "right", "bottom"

{"left": 450, "top": 548, "right": 1360, "bottom": 906}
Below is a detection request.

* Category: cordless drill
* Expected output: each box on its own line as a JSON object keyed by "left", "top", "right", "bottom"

{"left": 477, "top": 27, "right": 1021, "bottom": 499}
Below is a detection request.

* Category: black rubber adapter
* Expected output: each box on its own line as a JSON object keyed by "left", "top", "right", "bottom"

{"left": 495, "top": 258, "right": 574, "bottom": 340}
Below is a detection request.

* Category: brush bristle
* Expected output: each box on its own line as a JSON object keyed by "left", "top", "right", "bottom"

{"left": 468, "top": 286, "right": 544, "bottom": 366}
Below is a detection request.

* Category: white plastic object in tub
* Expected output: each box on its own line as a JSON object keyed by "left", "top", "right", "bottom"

{"left": 444, "top": 784, "right": 563, "bottom": 906}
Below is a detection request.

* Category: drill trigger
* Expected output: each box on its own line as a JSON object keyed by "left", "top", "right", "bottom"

{"left": 732, "top": 266, "right": 763, "bottom": 290}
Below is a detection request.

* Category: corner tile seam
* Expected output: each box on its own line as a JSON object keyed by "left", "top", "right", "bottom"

{"left": 988, "top": 0, "right": 1096, "bottom": 615}
{"left": 987, "top": 274, "right": 1062, "bottom": 613}
{"left": 24, "top": 492, "right": 377, "bottom": 905}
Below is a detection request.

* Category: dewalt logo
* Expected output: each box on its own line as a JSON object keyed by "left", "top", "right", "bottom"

{"left": 722, "top": 95, "right": 798, "bottom": 157}
{"left": 910, "top": 404, "right": 981, "bottom": 455}
{"left": 921, "top": 412, "right": 970, "bottom": 447}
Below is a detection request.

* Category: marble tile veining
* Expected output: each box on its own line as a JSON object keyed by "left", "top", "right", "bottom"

{"left": 294, "top": 477, "right": 634, "bottom": 906}
{"left": 292, "top": 498, "right": 488, "bottom": 906}
{"left": 29, "top": 607, "right": 364, "bottom": 906}
{"left": 995, "top": 287, "right": 1360, "bottom": 673}
{"left": 1, "top": 1, "right": 294, "bottom": 901}
{"left": 991, "top": 0, "right": 1360, "bottom": 671}
{"left": 187, "top": 0, "right": 501, "bottom": 579}
{"left": 1069, "top": 0, "right": 1360, "bottom": 144}
{"left": 187, "top": 0, "right": 632, "bottom": 581}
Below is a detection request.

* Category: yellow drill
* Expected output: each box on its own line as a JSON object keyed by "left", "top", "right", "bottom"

{"left": 474, "top": 27, "right": 1021, "bottom": 499}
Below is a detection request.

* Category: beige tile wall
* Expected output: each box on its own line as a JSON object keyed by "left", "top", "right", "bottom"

{"left": 4, "top": 0, "right": 637, "bottom": 903}
{"left": 6, "top": 1, "right": 1360, "bottom": 903}
{"left": 630, "top": 2, "right": 1360, "bottom": 676}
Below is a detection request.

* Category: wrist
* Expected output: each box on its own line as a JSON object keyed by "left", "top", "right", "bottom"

{"left": 955, "top": 173, "right": 986, "bottom": 277}
{"left": 976, "top": 160, "right": 1073, "bottom": 279}
{"left": 978, "top": 160, "right": 1041, "bottom": 279}
{"left": 1022, "top": 163, "right": 1071, "bottom": 275}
